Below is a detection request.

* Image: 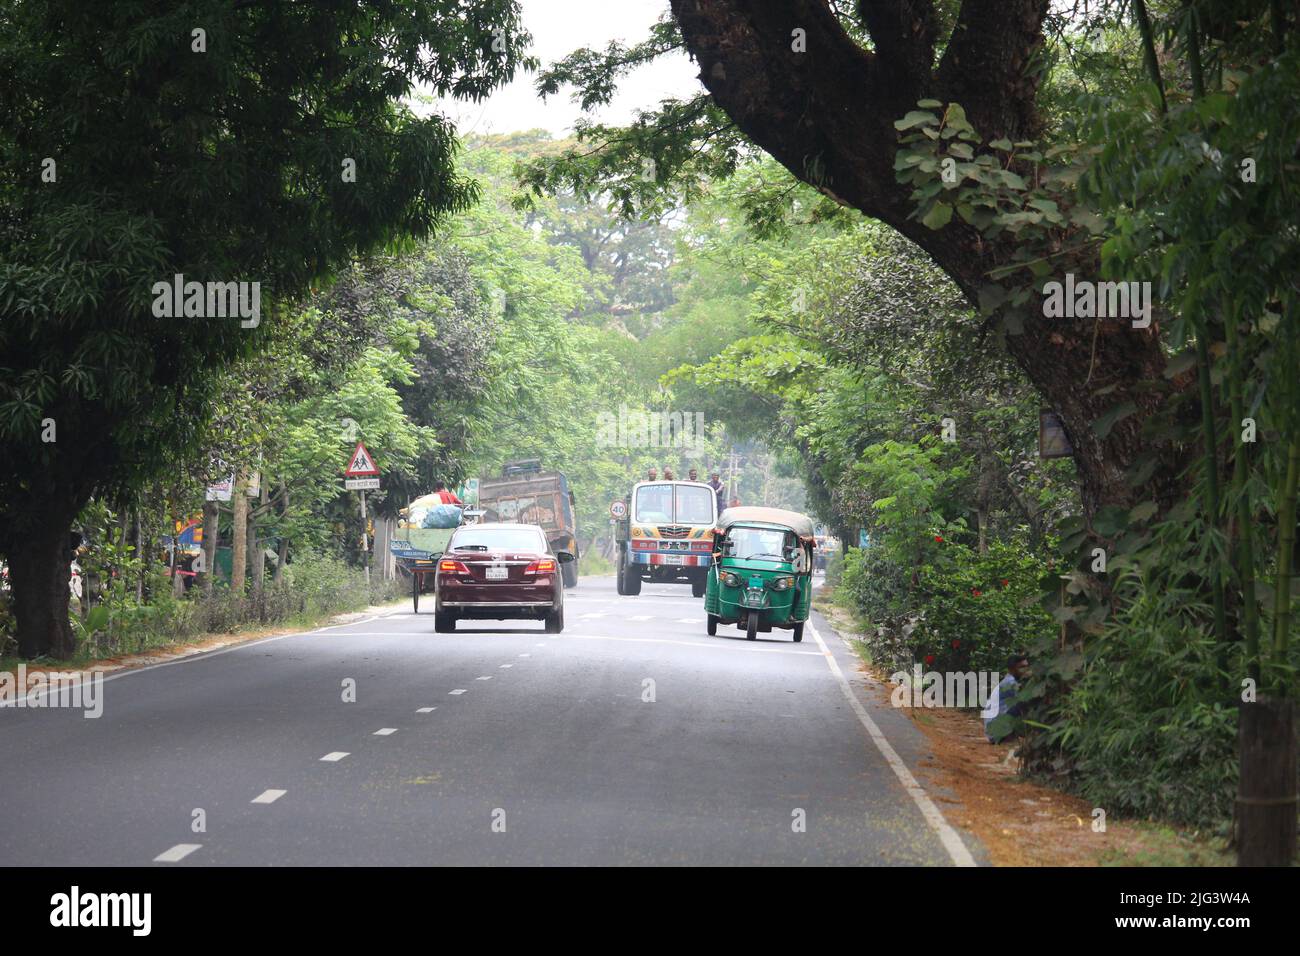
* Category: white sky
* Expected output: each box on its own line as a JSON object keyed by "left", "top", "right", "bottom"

{"left": 431, "top": 0, "right": 700, "bottom": 137}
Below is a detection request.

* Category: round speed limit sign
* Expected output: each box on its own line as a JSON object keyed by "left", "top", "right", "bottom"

{"left": 609, "top": 500, "right": 627, "bottom": 519}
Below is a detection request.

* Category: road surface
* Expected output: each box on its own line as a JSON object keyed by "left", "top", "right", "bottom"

{"left": 0, "top": 575, "right": 982, "bottom": 866}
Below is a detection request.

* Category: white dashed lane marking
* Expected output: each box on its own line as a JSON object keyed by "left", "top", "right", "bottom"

{"left": 251, "top": 789, "right": 286, "bottom": 804}
{"left": 154, "top": 844, "right": 201, "bottom": 863}
{"left": 416, "top": 707, "right": 436, "bottom": 713}
{"left": 475, "top": 676, "right": 493, "bottom": 681}
{"left": 449, "top": 689, "right": 467, "bottom": 695}
{"left": 373, "top": 728, "right": 397, "bottom": 736}
{"left": 320, "top": 752, "right": 349, "bottom": 762}
{"left": 518, "top": 653, "right": 531, "bottom": 658}
{"left": 499, "top": 664, "right": 513, "bottom": 669}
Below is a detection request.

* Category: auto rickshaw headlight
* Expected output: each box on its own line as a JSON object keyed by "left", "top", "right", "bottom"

{"left": 721, "top": 571, "right": 742, "bottom": 588}
{"left": 770, "top": 576, "right": 795, "bottom": 590}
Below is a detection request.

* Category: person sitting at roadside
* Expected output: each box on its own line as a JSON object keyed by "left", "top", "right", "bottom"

{"left": 982, "top": 653, "right": 1030, "bottom": 743}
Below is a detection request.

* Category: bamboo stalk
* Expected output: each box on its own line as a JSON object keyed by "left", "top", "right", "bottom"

{"left": 1223, "top": 310, "right": 1261, "bottom": 680}
{"left": 1272, "top": 440, "right": 1298, "bottom": 693}
{"left": 1195, "top": 332, "right": 1230, "bottom": 649}
{"left": 1132, "top": 0, "right": 1168, "bottom": 113}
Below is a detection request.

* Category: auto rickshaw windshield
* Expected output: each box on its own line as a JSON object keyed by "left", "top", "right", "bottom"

{"left": 725, "top": 526, "right": 795, "bottom": 561}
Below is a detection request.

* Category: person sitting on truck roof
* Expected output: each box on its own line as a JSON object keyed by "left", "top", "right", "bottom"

{"left": 648, "top": 468, "right": 658, "bottom": 481}
{"left": 663, "top": 467, "right": 674, "bottom": 480}
{"left": 433, "top": 481, "right": 462, "bottom": 505}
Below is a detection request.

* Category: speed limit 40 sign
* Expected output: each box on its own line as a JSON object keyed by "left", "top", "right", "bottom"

{"left": 609, "top": 500, "right": 627, "bottom": 519}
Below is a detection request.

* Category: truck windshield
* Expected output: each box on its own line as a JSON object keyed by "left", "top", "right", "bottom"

{"left": 634, "top": 484, "right": 715, "bottom": 524}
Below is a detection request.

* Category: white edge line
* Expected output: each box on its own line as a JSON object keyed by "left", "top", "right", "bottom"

{"left": 808, "top": 619, "right": 977, "bottom": 867}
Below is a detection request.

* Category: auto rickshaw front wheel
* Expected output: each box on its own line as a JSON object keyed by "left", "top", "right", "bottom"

{"left": 706, "top": 613, "right": 718, "bottom": 635}
{"left": 746, "top": 613, "right": 758, "bottom": 641}
{"left": 792, "top": 621, "right": 804, "bottom": 643}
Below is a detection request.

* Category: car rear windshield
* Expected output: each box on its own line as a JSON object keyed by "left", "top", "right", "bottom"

{"left": 449, "top": 527, "right": 546, "bottom": 552}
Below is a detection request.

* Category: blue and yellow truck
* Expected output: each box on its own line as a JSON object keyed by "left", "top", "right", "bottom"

{"left": 613, "top": 479, "right": 718, "bottom": 597}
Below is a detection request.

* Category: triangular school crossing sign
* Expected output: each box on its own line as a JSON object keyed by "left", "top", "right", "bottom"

{"left": 345, "top": 442, "right": 380, "bottom": 476}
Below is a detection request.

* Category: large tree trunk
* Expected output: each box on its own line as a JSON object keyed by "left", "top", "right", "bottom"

{"left": 201, "top": 500, "right": 219, "bottom": 594}
{"left": 8, "top": 524, "right": 76, "bottom": 660}
{"left": 667, "top": 0, "right": 1189, "bottom": 521}
{"left": 273, "top": 486, "right": 289, "bottom": 586}
{"left": 250, "top": 485, "right": 267, "bottom": 598}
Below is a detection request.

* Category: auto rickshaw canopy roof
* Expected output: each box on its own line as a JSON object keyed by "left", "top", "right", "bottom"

{"left": 717, "top": 506, "right": 816, "bottom": 540}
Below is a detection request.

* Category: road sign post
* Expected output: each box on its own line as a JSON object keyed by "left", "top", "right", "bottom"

{"left": 345, "top": 442, "right": 381, "bottom": 589}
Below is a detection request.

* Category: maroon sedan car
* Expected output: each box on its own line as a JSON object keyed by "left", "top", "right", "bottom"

{"left": 432, "top": 523, "right": 572, "bottom": 633}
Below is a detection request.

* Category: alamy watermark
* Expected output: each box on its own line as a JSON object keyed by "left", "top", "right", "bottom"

{"left": 1042, "top": 273, "right": 1151, "bottom": 329}
{"left": 0, "top": 664, "right": 103, "bottom": 718}
{"left": 596, "top": 405, "right": 706, "bottom": 453}
{"left": 151, "top": 273, "right": 260, "bottom": 327}
{"left": 889, "top": 665, "right": 1001, "bottom": 712}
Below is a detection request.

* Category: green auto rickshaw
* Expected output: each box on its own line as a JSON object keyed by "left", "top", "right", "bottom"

{"left": 704, "top": 506, "right": 816, "bottom": 642}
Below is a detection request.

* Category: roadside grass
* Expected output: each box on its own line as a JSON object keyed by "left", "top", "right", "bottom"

{"left": 1098, "top": 824, "right": 1234, "bottom": 867}
{"left": 579, "top": 552, "right": 615, "bottom": 576}
{"left": 1, "top": 573, "right": 404, "bottom": 677}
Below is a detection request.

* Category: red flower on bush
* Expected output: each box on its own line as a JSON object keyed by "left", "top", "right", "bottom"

{"left": 934, "top": 535, "right": 943, "bottom": 543}
{"left": 924, "top": 654, "right": 935, "bottom": 666}
{"left": 972, "top": 588, "right": 982, "bottom": 596}
{"left": 1001, "top": 579, "right": 1009, "bottom": 587}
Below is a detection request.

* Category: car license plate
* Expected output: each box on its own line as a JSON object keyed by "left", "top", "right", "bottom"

{"left": 486, "top": 566, "right": 508, "bottom": 580}
{"left": 662, "top": 553, "right": 683, "bottom": 565}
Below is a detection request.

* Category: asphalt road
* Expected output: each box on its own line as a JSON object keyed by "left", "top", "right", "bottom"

{"left": 0, "top": 574, "right": 982, "bottom": 866}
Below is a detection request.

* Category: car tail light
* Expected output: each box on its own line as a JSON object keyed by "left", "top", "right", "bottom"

{"left": 438, "top": 559, "right": 471, "bottom": 574}
{"left": 524, "top": 559, "right": 556, "bottom": 574}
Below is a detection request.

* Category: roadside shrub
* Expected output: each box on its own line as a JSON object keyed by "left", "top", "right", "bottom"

{"left": 838, "top": 540, "right": 1054, "bottom": 676}
{"left": 1019, "top": 519, "right": 1269, "bottom": 829}
{"left": 823, "top": 549, "right": 845, "bottom": 587}
{"left": 67, "top": 552, "right": 396, "bottom": 660}
{"left": 913, "top": 541, "right": 1056, "bottom": 674}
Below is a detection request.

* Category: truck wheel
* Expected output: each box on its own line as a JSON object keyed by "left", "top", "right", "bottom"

{"left": 625, "top": 567, "right": 642, "bottom": 595}
{"left": 792, "top": 622, "right": 804, "bottom": 643}
{"left": 412, "top": 573, "right": 421, "bottom": 613}
{"left": 691, "top": 574, "right": 706, "bottom": 598}
{"left": 562, "top": 559, "right": 578, "bottom": 589}
{"left": 616, "top": 556, "right": 627, "bottom": 595}
{"left": 746, "top": 613, "right": 758, "bottom": 641}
